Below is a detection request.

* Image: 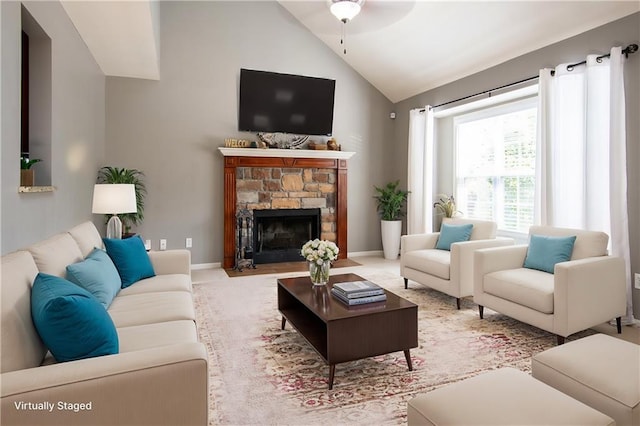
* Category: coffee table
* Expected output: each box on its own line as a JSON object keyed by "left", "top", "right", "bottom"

{"left": 277, "top": 273, "right": 418, "bottom": 389}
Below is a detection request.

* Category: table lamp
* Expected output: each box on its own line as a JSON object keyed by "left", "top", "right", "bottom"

{"left": 92, "top": 184, "right": 137, "bottom": 239}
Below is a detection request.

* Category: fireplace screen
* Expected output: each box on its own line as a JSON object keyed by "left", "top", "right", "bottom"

{"left": 252, "top": 208, "right": 320, "bottom": 264}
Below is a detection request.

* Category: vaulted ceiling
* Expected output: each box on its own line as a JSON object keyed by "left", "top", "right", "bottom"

{"left": 62, "top": 1, "right": 639, "bottom": 103}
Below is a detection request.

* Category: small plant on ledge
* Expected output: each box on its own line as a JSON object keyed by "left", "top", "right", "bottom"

{"left": 20, "top": 155, "right": 42, "bottom": 186}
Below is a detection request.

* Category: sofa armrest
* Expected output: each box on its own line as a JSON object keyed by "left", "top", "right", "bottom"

{"left": 473, "top": 245, "right": 528, "bottom": 302}
{"left": 553, "top": 256, "right": 627, "bottom": 336}
{"left": 451, "top": 237, "right": 515, "bottom": 297}
{"left": 1, "top": 343, "right": 208, "bottom": 426}
{"left": 148, "top": 249, "right": 191, "bottom": 276}
{"left": 401, "top": 233, "right": 439, "bottom": 254}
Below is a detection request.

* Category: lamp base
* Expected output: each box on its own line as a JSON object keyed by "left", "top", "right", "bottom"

{"left": 106, "top": 215, "right": 123, "bottom": 239}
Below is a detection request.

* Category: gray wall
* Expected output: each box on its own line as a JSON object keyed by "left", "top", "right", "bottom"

{"left": 392, "top": 13, "right": 640, "bottom": 317}
{"left": 105, "top": 1, "right": 394, "bottom": 264}
{"left": 1, "top": 1, "right": 105, "bottom": 254}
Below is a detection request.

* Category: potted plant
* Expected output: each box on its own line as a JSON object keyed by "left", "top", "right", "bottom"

{"left": 373, "top": 181, "right": 409, "bottom": 260}
{"left": 97, "top": 166, "right": 147, "bottom": 237}
{"left": 20, "top": 155, "right": 42, "bottom": 186}
{"left": 433, "top": 194, "right": 460, "bottom": 230}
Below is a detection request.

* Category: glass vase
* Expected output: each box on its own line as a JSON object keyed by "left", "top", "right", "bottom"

{"left": 309, "top": 260, "right": 330, "bottom": 286}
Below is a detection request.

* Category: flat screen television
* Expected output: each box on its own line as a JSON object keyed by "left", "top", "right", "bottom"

{"left": 238, "top": 69, "right": 336, "bottom": 136}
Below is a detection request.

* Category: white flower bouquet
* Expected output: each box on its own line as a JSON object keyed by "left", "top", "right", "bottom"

{"left": 301, "top": 239, "right": 339, "bottom": 264}
{"left": 301, "top": 239, "right": 339, "bottom": 285}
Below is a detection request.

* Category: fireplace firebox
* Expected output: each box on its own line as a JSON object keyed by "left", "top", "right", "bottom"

{"left": 252, "top": 208, "right": 320, "bottom": 264}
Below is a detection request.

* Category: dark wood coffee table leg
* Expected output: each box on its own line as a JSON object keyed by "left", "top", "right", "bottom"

{"left": 281, "top": 317, "right": 286, "bottom": 330}
{"left": 404, "top": 350, "right": 413, "bottom": 371}
{"left": 328, "top": 364, "right": 336, "bottom": 390}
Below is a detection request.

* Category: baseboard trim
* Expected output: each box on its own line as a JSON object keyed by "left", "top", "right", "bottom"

{"left": 347, "top": 250, "right": 383, "bottom": 257}
{"left": 191, "top": 262, "right": 221, "bottom": 270}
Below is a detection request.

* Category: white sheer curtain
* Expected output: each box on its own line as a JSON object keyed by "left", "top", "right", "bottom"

{"left": 407, "top": 107, "right": 434, "bottom": 234}
{"left": 537, "top": 47, "right": 634, "bottom": 323}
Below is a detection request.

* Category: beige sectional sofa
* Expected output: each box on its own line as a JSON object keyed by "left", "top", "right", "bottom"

{"left": 1, "top": 221, "right": 208, "bottom": 425}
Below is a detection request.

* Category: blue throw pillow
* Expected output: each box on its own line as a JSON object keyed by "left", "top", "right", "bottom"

{"left": 103, "top": 236, "right": 155, "bottom": 288}
{"left": 66, "top": 248, "right": 121, "bottom": 309}
{"left": 31, "top": 273, "right": 119, "bottom": 362}
{"left": 435, "top": 223, "right": 474, "bottom": 251}
{"left": 523, "top": 234, "right": 577, "bottom": 274}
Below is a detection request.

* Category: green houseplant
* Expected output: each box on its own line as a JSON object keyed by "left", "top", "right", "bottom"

{"left": 20, "top": 156, "right": 42, "bottom": 186}
{"left": 97, "top": 166, "right": 147, "bottom": 236}
{"left": 373, "top": 181, "right": 409, "bottom": 260}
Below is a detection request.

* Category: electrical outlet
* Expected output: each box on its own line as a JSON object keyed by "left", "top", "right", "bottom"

{"left": 160, "top": 239, "right": 167, "bottom": 251}
{"left": 186, "top": 237, "right": 192, "bottom": 248}
{"left": 144, "top": 240, "right": 151, "bottom": 251}
{"left": 635, "top": 273, "right": 640, "bottom": 290}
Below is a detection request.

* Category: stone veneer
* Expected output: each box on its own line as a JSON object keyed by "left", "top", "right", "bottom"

{"left": 236, "top": 167, "right": 337, "bottom": 241}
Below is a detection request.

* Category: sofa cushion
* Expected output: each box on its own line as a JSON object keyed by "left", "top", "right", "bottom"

{"left": 31, "top": 273, "right": 119, "bottom": 362}
{"left": 443, "top": 217, "right": 497, "bottom": 240}
{"left": 117, "top": 320, "right": 198, "bottom": 353}
{"left": 1, "top": 251, "right": 47, "bottom": 373}
{"left": 529, "top": 226, "right": 608, "bottom": 260}
{"left": 436, "top": 223, "right": 473, "bottom": 251}
{"left": 108, "top": 291, "right": 195, "bottom": 328}
{"left": 524, "top": 234, "right": 576, "bottom": 274}
{"left": 68, "top": 221, "right": 104, "bottom": 257}
{"left": 103, "top": 236, "right": 155, "bottom": 288}
{"left": 28, "top": 233, "right": 83, "bottom": 277}
{"left": 66, "top": 248, "right": 122, "bottom": 308}
{"left": 532, "top": 334, "right": 640, "bottom": 421}
{"left": 484, "top": 268, "right": 555, "bottom": 314}
{"left": 118, "top": 274, "right": 192, "bottom": 296}
{"left": 402, "top": 249, "right": 451, "bottom": 280}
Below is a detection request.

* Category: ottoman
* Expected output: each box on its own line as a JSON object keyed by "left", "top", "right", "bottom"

{"left": 407, "top": 368, "right": 614, "bottom": 425}
{"left": 532, "top": 333, "right": 640, "bottom": 426}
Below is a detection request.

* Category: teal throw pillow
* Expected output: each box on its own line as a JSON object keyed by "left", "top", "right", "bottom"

{"left": 435, "top": 223, "right": 474, "bottom": 251}
{"left": 103, "top": 236, "right": 155, "bottom": 288}
{"left": 66, "top": 248, "right": 121, "bottom": 309}
{"left": 31, "top": 273, "right": 119, "bottom": 362}
{"left": 523, "top": 234, "right": 577, "bottom": 274}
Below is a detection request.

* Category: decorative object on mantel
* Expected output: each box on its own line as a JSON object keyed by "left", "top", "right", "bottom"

{"left": 308, "top": 141, "right": 327, "bottom": 150}
{"left": 374, "top": 181, "right": 409, "bottom": 260}
{"left": 234, "top": 208, "right": 256, "bottom": 272}
{"left": 327, "top": 138, "right": 340, "bottom": 151}
{"left": 20, "top": 155, "right": 42, "bottom": 187}
{"left": 257, "top": 132, "right": 309, "bottom": 149}
{"left": 224, "top": 138, "right": 253, "bottom": 148}
{"left": 301, "top": 239, "right": 339, "bottom": 286}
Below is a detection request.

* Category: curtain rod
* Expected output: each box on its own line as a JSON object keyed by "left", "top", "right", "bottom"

{"left": 420, "top": 43, "right": 638, "bottom": 112}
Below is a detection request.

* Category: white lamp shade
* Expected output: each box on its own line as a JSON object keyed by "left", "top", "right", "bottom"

{"left": 92, "top": 184, "right": 137, "bottom": 214}
{"left": 330, "top": 0, "right": 362, "bottom": 21}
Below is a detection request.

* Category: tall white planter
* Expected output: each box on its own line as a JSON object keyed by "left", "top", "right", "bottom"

{"left": 381, "top": 220, "right": 402, "bottom": 260}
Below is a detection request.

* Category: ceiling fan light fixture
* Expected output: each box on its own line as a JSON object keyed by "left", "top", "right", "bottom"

{"left": 330, "top": 0, "right": 363, "bottom": 22}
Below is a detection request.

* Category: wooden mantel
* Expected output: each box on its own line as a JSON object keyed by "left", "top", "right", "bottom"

{"left": 220, "top": 148, "right": 356, "bottom": 269}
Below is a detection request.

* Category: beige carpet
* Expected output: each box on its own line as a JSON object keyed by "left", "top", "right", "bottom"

{"left": 194, "top": 268, "right": 596, "bottom": 425}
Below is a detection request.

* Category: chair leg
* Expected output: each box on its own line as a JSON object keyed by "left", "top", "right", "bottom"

{"left": 456, "top": 298, "right": 461, "bottom": 310}
{"left": 557, "top": 335, "right": 565, "bottom": 345}
{"left": 616, "top": 317, "right": 622, "bottom": 334}
{"left": 404, "top": 278, "right": 408, "bottom": 289}
{"left": 478, "top": 305, "right": 484, "bottom": 319}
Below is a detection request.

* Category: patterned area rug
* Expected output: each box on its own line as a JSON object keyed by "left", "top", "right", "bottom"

{"left": 193, "top": 268, "right": 593, "bottom": 425}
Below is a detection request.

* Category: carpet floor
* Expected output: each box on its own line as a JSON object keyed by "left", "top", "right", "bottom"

{"left": 193, "top": 267, "right": 593, "bottom": 425}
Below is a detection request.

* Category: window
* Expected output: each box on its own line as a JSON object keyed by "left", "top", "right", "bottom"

{"left": 454, "top": 97, "right": 537, "bottom": 234}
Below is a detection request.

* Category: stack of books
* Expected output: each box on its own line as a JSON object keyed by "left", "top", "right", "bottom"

{"left": 331, "top": 281, "right": 386, "bottom": 306}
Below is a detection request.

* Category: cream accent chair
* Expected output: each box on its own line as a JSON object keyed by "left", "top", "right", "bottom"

{"left": 473, "top": 226, "right": 627, "bottom": 345}
{"left": 400, "top": 218, "right": 514, "bottom": 309}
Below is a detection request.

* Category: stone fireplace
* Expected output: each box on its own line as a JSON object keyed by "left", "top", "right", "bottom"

{"left": 220, "top": 148, "right": 355, "bottom": 269}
